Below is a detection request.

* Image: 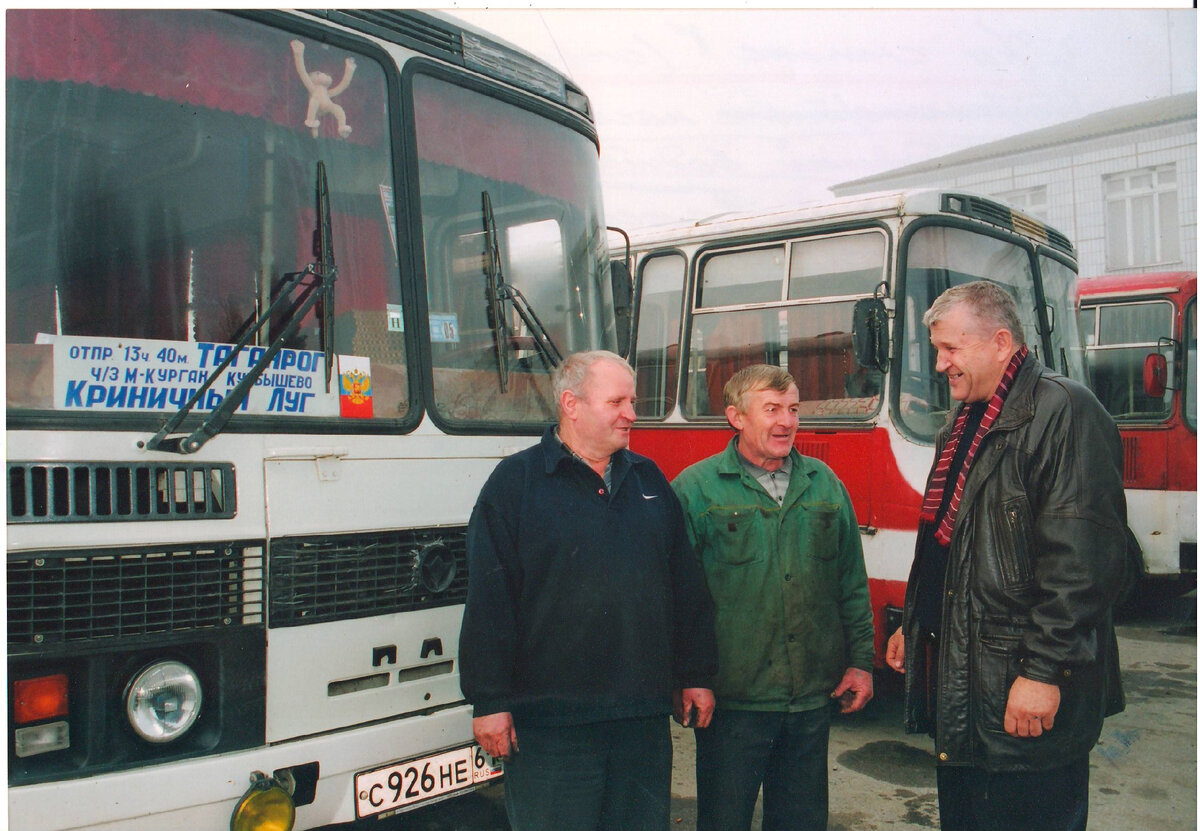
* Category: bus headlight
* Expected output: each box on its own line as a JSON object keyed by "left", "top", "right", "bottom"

{"left": 124, "top": 660, "right": 202, "bottom": 743}
{"left": 231, "top": 772, "right": 295, "bottom": 831}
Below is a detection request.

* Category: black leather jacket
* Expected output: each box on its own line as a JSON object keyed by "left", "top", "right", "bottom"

{"left": 901, "top": 357, "right": 1127, "bottom": 771}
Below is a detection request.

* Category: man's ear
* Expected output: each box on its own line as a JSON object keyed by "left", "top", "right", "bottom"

{"left": 561, "top": 390, "right": 578, "bottom": 421}
{"left": 993, "top": 327, "right": 1014, "bottom": 359}
{"left": 725, "top": 405, "right": 743, "bottom": 431}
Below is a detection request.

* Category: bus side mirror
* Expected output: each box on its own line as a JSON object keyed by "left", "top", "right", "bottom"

{"left": 853, "top": 297, "right": 890, "bottom": 372}
{"left": 1143, "top": 352, "right": 1168, "bottom": 399}
{"left": 610, "top": 258, "right": 633, "bottom": 359}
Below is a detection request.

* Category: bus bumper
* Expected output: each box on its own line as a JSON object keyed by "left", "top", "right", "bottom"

{"left": 8, "top": 703, "right": 477, "bottom": 831}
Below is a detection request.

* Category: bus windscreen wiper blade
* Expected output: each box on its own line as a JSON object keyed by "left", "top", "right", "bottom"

{"left": 143, "top": 161, "right": 338, "bottom": 454}
{"left": 482, "top": 191, "right": 511, "bottom": 393}
{"left": 481, "top": 190, "right": 563, "bottom": 392}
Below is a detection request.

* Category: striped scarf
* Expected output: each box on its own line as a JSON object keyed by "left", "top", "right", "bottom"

{"left": 920, "top": 344, "right": 1029, "bottom": 546}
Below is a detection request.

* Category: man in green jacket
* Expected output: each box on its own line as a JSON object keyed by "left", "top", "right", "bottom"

{"left": 673, "top": 364, "right": 875, "bottom": 831}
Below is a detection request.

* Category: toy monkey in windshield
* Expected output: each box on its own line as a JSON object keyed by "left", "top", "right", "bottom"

{"left": 290, "top": 40, "right": 356, "bottom": 138}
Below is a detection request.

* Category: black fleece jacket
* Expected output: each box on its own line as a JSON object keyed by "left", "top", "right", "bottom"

{"left": 459, "top": 427, "right": 718, "bottom": 727}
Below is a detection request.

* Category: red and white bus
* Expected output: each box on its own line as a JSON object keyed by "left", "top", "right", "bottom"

{"left": 7, "top": 10, "right": 621, "bottom": 830}
{"left": 1077, "top": 272, "right": 1197, "bottom": 591}
{"left": 621, "top": 190, "right": 1086, "bottom": 663}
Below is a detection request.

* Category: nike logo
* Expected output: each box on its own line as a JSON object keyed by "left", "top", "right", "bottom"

{"left": 643, "top": 494, "right": 660, "bottom": 500}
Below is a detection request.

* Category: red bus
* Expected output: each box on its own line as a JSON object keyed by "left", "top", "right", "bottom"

{"left": 1077, "top": 272, "right": 1197, "bottom": 591}
{"left": 621, "top": 190, "right": 1086, "bottom": 664}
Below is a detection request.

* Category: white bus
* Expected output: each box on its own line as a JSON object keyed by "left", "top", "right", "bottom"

{"left": 7, "top": 10, "right": 620, "bottom": 830}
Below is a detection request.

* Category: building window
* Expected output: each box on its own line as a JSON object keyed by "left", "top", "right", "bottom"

{"left": 996, "top": 186, "right": 1048, "bottom": 221}
{"left": 1104, "top": 165, "right": 1180, "bottom": 269}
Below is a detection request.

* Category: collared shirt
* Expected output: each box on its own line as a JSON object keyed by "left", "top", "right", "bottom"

{"left": 554, "top": 426, "right": 613, "bottom": 490}
{"left": 735, "top": 442, "right": 793, "bottom": 505}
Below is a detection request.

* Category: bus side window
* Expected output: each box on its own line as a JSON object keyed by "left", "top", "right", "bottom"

{"left": 690, "top": 310, "right": 771, "bottom": 416}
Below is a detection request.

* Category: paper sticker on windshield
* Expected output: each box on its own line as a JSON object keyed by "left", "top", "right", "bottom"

{"left": 429, "top": 313, "right": 460, "bottom": 343}
{"left": 45, "top": 334, "right": 338, "bottom": 416}
{"left": 338, "top": 355, "right": 373, "bottom": 419}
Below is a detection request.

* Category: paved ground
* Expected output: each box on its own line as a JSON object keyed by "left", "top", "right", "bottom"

{"left": 362, "top": 589, "right": 1195, "bottom": 831}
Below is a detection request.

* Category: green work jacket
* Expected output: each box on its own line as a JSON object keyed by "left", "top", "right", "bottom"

{"left": 673, "top": 439, "right": 874, "bottom": 712}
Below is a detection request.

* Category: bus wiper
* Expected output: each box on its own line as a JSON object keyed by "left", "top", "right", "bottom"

{"left": 482, "top": 191, "right": 512, "bottom": 393}
{"left": 143, "top": 161, "right": 338, "bottom": 454}
{"left": 481, "top": 190, "right": 563, "bottom": 395}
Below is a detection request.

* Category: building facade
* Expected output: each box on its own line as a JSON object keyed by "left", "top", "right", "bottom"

{"left": 831, "top": 93, "right": 1196, "bottom": 279}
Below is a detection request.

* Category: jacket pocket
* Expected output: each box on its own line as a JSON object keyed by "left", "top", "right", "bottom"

{"left": 703, "top": 506, "right": 764, "bottom": 565}
{"left": 977, "top": 633, "right": 1021, "bottom": 735}
{"left": 995, "top": 496, "right": 1035, "bottom": 590}
{"left": 799, "top": 501, "right": 841, "bottom": 561}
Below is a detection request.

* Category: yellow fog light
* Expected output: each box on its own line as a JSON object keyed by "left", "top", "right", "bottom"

{"left": 230, "top": 772, "right": 295, "bottom": 831}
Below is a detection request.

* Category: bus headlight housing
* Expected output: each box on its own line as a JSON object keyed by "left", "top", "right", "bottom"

{"left": 124, "top": 660, "right": 202, "bottom": 743}
{"left": 231, "top": 772, "right": 295, "bottom": 831}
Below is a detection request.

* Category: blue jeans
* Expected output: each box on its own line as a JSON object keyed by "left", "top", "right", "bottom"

{"left": 695, "top": 707, "right": 831, "bottom": 831}
{"left": 937, "top": 758, "right": 1090, "bottom": 831}
{"left": 501, "top": 716, "right": 671, "bottom": 831}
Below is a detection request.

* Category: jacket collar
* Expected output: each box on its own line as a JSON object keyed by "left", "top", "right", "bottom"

{"left": 715, "top": 436, "right": 818, "bottom": 504}
{"left": 539, "top": 424, "right": 634, "bottom": 484}
{"left": 939, "top": 354, "right": 1043, "bottom": 441}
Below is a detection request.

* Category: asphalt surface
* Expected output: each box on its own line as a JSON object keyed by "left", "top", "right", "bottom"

{"left": 335, "top": 587, "right": 1195, "bottom": 831}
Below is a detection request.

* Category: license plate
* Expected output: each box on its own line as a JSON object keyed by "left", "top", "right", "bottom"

{"left": 355, "top": 744, "right": 502, "bottom": 818}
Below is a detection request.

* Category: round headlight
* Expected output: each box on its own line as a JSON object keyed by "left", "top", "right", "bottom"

{"left": 124, "top": 660, "right": 202, "bottom": 743}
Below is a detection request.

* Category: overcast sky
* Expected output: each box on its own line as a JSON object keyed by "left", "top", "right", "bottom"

{"left": 450, "top": 7, "right": 1196, "bottom": 231}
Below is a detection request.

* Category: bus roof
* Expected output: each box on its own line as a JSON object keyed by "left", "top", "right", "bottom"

{"left": 620, "top": 189, "right": 1074, "bottom": 257}
{"left": 1077, "top": 271, "right": 1196, "bottom": 301}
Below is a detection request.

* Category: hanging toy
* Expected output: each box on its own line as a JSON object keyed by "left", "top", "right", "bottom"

{"left": 290, "top": 39, "right": 357, "bottom": 139}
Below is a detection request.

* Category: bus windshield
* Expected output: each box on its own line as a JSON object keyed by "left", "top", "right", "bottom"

{"left": 7, "top": 10, "right": 613, "bottom": 431}
{"left": 1079, "top": 298, "right": 1176, "bottom": 423}
{"left": 413, "top": 74, "right": 614, "bottom": 426}
{"left": 897, "top": 224, "right": 1043, "bottom": 441}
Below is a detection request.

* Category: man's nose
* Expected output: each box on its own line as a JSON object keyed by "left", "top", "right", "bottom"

{"left": 934, "top": 351, "right": 950, "bottom": 372}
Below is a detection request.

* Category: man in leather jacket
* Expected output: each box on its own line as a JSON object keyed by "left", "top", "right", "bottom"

{"left": 885, "top": 281, "right": 1126, "bottom": 831}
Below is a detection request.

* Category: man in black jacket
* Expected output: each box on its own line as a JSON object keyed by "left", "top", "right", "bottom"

{"left": 886, "top": 281, "right": 1126, "bottom": 831}
{"left": 460, "top": 350, "right": 718, "bottom": 831}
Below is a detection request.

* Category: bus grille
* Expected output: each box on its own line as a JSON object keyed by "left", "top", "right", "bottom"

{"left": 7, "top": 462, "right": 236, "bottom": 523}
{"left": 1121, "top": 435, "right": 1138, "bottom": 483}
{"left": 269, "top": 528, "right": 469, "bottom": 628}
{"left": 8, "top": 542, "right": 264, "bottom": 648}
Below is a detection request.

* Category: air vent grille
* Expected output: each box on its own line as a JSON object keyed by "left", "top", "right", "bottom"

{"left": 269, "top": 527, "right": 469, "bottom": 628}
{"left": 797, "top": 441, "right": 831, "bottom": 463}
{"left": 8, "top": 462, "right": 236, "bottom": 524}
{"left": 1121, "top": 435, "right": 1138, "bottom": 483}
{"left": 8, "top": 542, "right": 263, "bottom": 648}
{"left": 323, "top": 10, "right": 463, "bottom": 61}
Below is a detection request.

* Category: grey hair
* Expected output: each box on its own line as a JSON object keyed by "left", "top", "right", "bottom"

{"left": 553, "top": 350, "right": 634, "bottom": 406}
{"left": 922, "top": 281, "right": 1026, "bottom": 346}
{"left": 723, "top": 364, "right": 795, "bottom": 412}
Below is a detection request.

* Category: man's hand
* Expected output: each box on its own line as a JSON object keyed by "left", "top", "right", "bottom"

{"left": 473, "top": 712, "right": 518, "bottom": 759}
{"left": 885, "top": 628, "right": 905, "bottom": 673}
{"left": 1004, "top": 676, "right": 1060, "bottom": 738}
{"left": 831, "top": 667, "right": 874, "bottom": 713}
{"left": 674, "top": 687, "right": 716, "bottom": 728}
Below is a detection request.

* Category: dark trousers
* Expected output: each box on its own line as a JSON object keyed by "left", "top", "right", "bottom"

{"left": 694, "top": 707, "right": 831, "bottom": 831}
{"left": 937, "top": 758, "right": 1090, "bottom": 831}
{"left": 500, "top": 716, "right": 671, "bottom": 831}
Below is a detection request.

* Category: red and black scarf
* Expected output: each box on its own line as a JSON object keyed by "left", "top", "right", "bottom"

{"left": 920, "top": 344, "right": 1029, "bottom": 546}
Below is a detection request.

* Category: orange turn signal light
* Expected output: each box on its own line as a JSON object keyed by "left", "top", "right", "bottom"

{"left": 14, "top": 674, "right": 69, "bottom": 724}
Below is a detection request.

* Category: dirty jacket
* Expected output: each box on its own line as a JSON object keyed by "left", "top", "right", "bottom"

{"left": 459, "top": 428, "right": 718, "bottom": 727}
{"left": 900, "top": 357, "right": 1127, "bottom": 771}
{"left": 673, "top": 439, "right": 874, "bottom": 712}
